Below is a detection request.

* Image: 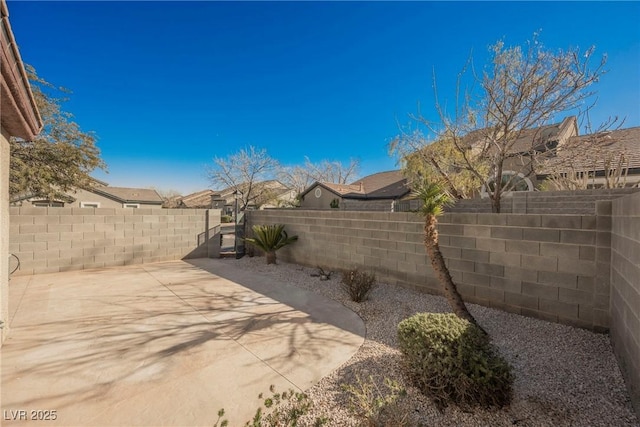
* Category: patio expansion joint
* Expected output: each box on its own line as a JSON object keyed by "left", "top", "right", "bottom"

{"left": 8, "top": 275, "right": 33, "bottom": 328}
{"left": 140, "top": 264, "right": 302, "bottom": 391}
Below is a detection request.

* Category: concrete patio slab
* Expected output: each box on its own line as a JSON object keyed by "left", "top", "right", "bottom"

{"left": 1, "top": 259, "right": 365, "bottom": 426}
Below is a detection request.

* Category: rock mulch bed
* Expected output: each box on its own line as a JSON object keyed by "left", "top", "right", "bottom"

{"left": 229, "top": 257, "right": 639, "bottom": 427}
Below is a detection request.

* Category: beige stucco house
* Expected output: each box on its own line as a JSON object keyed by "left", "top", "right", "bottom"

{"left": 12, "top": 181, "right": 164, "bottom": 209}
{"left": 1, "top": 0, "right": 43, "bottom": 343}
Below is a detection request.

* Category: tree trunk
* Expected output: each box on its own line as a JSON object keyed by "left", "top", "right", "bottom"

{"left": 424, "top": 215, "right": 484, "bottom": 331}
{"left": 266, "top": 251, "right": 277, "bottom": 265}
{"left": 491, "top": 195, "right": 501, "bottom": 213}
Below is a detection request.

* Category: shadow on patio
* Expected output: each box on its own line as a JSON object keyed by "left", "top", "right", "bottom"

{"left": 2, "top": 259, "right": 364, "bottom": 426}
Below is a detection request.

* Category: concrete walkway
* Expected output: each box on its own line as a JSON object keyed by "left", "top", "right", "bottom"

{"left": 1, "top": 259, "right": 365, "bottom": 426}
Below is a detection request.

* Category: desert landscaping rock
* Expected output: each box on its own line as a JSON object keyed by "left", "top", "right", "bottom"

{"left": 234, "top": 256, "right": 640, "bottom": 427}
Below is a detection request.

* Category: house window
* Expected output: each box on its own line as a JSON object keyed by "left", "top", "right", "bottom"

{"left": 481, "top": 171, "right": 533, "bottom": 198}
{"left": 80, "top": 202, "right": 100, "bottom": 208}
{"left": 123, "top": 203, "right": 140, "bottom": 208}
{"left": 32, "top": 200, "right": 64, "bottom": 207}
{"left": 314, "top": 188, "right": 322, "bottom": 198}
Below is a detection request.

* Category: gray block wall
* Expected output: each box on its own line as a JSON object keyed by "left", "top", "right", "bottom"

{"left": 247, "top": 209, "right": 611, "bottom": 331}
{"left": 611, "top": 192, "right": 640, "bottom": 415}
{"left": 447, "top": 188, "right": 640, "bottom": 214}
{"left": 9, "top": 207, "right": 221, "bottom": 276}
{"left": 341, "top": 199, "right": 395, "bottom": 212}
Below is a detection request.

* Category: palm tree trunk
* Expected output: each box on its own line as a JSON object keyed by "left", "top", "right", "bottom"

{"left": 424, "top": 215, "right": 484, "bottom": 331}
{"left": 266, "top": 251, "right": 276, "bottom": 265}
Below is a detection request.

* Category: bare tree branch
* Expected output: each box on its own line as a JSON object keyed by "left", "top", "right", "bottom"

{"left": 392, "top": 33, "right": 608, "bottom": 212}
{"left": 206, "top": 146, "right": 279, "bottom": 210}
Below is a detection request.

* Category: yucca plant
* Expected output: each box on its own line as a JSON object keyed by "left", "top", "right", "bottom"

{"left": 244, "top": 224, "right": 298, "bottom": 265}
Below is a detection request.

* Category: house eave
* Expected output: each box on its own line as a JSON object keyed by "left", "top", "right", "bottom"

{"left": 0, "top": 0, "right": 42, "bottom": 140}
{"left": 299, "top": 182, "right": 343, "bottom": 199}
{"left": 342, "top": 189, "right": 411, "bottom": 200}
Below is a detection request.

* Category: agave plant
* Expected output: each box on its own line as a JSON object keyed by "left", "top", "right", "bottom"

{"left": 244, "top": 224, "right": 298, "bottom": 265}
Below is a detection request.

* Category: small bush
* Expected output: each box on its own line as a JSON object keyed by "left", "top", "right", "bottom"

{"left": 342, "top": 375, "right": 409, "bottom": 427}
{"left": 245, "top": 385, "right": 329, "bottom": 427}
{"left": 341, "top": 269, "right": 376, "bottom": 302}
{"left": 397, "top": 313, "right": 513, "bottom": 409}
{"left": 330, "top": 198, "right": 340, "bottom": 209}
{"left": 221, "top": 215, "right": 233, "bottom": 223}
{"left": 213, "top": 408, "right": 228, "bottom": 427}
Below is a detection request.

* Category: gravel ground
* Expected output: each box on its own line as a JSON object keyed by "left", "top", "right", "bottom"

{"left": 228, "top": 257, "right": 639, "bottom": 427}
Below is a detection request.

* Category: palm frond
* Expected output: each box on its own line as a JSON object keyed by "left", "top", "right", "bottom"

{"left": 410, "top": 179, "right": 454, "bottom": 217}
{"left": 245, "top": 224, "right": 298, "bottom": 252}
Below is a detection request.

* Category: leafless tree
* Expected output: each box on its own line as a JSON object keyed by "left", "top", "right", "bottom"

{"left": 394, "top": 33, "right": 607, "bottom": 212}
{"left": 278, "top": 157, "right": 360, "bottom": 198}
{"left": 277, "top": 165, "right": 316, "bottom": 198}
{"left": 206, "top": 146, "right": 279, "bottom": 210}
{"left": 303, "top": 157, "right": 359, "bottom": 184}
{"left": 150, "top": 187, "right": 182, "bottom": 208}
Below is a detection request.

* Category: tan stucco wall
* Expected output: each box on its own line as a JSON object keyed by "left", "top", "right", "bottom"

{"left": 300, "top": 186, "right": 341, "bottom": 209}
{"left": 1, "top": 126, "right": 10, "bottom": 343}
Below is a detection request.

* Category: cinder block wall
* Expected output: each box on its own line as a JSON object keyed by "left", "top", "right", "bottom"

{"left": 611, "top": 192, "right": 640, "bottom": 415}
{"left": 341, "top": 199, "right": 395, "bottom": 211}
{"left": 247, "top": 209, "right": 610, "bottom": 331}
{"left": 447, "top": 188, "right": 639, "bottom": 214}
{"left": 9, "top": 207, "right": 221, "bottom": 276}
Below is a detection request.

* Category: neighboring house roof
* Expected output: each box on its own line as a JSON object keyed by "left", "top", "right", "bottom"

{"left": 1, "top": 0, "right": 43, "bottom": 139}
{"left": 176, "top": 189, "right": 215, "bottom": 208}
{"left": 538, "top": 126, "right": 640, "bottom": 175}
{"left": 351, "top": 170, "right": 409, "bottom": 199}
{"left": 301, "top": 170, "right": 410, "bottom": 200}
{"left": 462, "top": 116, "right": 577, "bottom": 156}
{"left": 216, "top": 180, "right": 288, "bottom": 198}
{"left": 10, "top": 184, "right": 164, "bottom": 205}
{"left": 91, "top": 186, "right": 163, "bottom": 204}
{"left": 320, "top": 182, "right": 365, "bottom": 196}
{"left": 177, "top": 181, "right": 292, "bottom": 209}
{"left": 507, "top": 117, "right": 577, "bottom": 154}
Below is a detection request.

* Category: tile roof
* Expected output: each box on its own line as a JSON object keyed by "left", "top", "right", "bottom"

{"left": 462, "top": 116, "right": 576, "bottom": 155}
{"left": 350, "top": 170, "right": 409, "bottom": 199}
{"left": 177, "top": 189, "right": 215, "bottom": 208}
{"left": 321, "top": 182, "right": 365, "bottom": 196}
{"left": 93, "top": 186, "right": 164, "bottom": 204}
{"left": 538, "top": 126, "right": 640, "bottom": 174}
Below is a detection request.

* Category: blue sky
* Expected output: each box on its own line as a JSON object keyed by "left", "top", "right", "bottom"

{"left": 7, "top": 1, "right": 640, "bottom": 195}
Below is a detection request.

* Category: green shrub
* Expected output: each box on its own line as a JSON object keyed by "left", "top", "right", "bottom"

{"left": 342, "top": 375, "right": 409, "bottom": 427}
{"left": 244, "top": 385, "right": 329, "bottom": 427}
{"left": 330, "top": 198, "right": 340, "bottom": 209}
{"left": 212, "top": 408, "right": 228, "bottom": 427}
{"left": 221, "top": 215, "right": 233, "bottom": 223}
{"left": 397, "top": 313, "right": 513, "bottom": 409}
{"left": 244, "top": 224, "right": 298, "bottom": 264}
{"left": 341, "top": 269, "right": 376, "bottom": 302}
